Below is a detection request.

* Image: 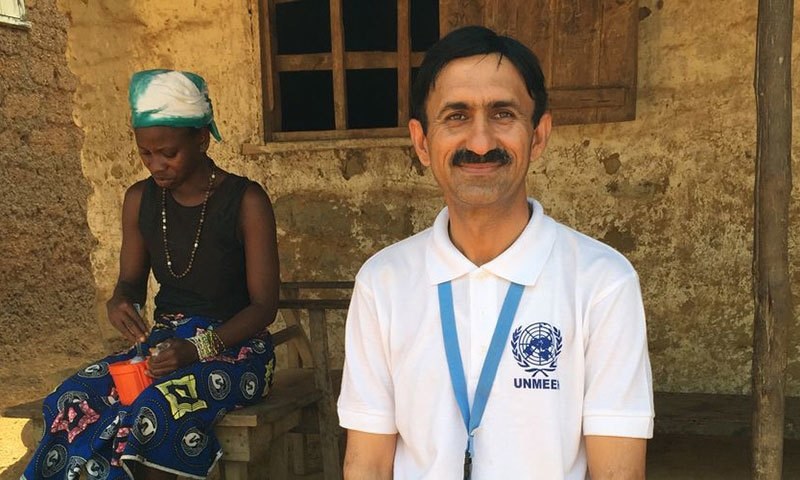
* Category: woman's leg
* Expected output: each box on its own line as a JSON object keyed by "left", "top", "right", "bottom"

{"left": 23, "top": 354, "right": 135, "bottom": 479}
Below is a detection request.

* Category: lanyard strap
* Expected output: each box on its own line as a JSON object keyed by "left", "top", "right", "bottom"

{"left": 438, "top": 280, "right": 525, "bottom": 469}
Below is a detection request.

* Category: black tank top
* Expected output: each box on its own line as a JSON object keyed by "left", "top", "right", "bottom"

{"left": 139, "top": 173, "right": 251, "bottom": 321}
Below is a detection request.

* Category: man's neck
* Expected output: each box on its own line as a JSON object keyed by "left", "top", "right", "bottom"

{"left": 447, "top": 198, "right": 532, "bottom": 266}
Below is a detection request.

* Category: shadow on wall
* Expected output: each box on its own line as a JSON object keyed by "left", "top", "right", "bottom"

{"left": 273, "top": 193, "right": 416, "bottom": 280}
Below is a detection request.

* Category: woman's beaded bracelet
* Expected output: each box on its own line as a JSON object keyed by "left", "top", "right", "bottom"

{"left": 188, "top": 330, "right": 226, "bottom": 361}
{"left": 208, "top": 329, "right": 226, "bottom": 353}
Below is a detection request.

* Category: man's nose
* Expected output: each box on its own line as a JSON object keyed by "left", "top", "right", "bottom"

{"left": 464, "top": 117, "right": 496, "bottom": 156}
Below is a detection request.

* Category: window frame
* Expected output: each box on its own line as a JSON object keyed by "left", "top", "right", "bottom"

{"left": 0, "top": 0, "right": 31, "bottom": 29}
{"left": 258, "top": 0, "right": 422, "bottom": 143}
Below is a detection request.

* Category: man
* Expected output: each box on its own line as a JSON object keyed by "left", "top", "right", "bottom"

{"left": 337, "top": 26, "right": 654, "bottom": 479}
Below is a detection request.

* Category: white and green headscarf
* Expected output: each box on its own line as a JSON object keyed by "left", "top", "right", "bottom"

{"left": 128, "top": 69, "right": 222, "bottom": 141}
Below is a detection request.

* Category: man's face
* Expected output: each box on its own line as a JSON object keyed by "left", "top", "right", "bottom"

{"left": 409, "top": 54, "right": 551, "bottom": 210}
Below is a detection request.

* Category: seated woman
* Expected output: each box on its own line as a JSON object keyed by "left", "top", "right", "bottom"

{"left": 24, "top": 69, "right": 279, "bottom": 480}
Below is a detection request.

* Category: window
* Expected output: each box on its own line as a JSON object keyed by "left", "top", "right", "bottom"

{"left": 257, "top": 0, "right": 438, "bottom": 143}
{"left": 253, "top": 0, "right": 639, "bottom": 147}
{"left": 0, "top": 0, "right": 30, "bottom": 29}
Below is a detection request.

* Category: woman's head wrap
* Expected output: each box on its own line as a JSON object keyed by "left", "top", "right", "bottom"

{"left": 128, "top": 69, "right": 222, "bottom": 141}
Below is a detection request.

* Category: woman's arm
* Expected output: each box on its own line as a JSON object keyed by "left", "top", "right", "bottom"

{"left": 148, "top": 182, "right": 280, "bottom": 376}
{"left": 212, "top": 182, "right": 280, "bottom": 346}
{"left": 107, "top": 181, "right": 151, "bottom": 343}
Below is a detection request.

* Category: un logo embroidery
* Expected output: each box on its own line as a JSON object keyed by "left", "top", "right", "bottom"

{"left": 511, "top": 322, "right": 563, "bottom": 377}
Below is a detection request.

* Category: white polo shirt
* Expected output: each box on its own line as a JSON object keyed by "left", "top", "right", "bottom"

{"left": 338, "top": 200, "right": 654, "bottom": 479}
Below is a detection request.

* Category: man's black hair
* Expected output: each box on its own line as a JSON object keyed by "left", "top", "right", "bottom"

{"left": 410, "top": 25, "right": 548, "bottom": 131}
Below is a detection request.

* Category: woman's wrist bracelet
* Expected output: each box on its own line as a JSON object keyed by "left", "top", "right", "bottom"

{"left": 188, "top": 330, "right": 226, "bottom": 362}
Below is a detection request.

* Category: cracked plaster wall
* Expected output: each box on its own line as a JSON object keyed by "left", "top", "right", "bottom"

{"left": 0, "top": 0, "right": 103, "bottom": 406}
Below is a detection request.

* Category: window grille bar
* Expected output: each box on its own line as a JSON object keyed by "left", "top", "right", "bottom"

{"left": 260, "top": 0, "right": 281, "bottom": 140}
{"left": 397, "top": 0, "right": 411, "bottom": 125}
{"left": 276, "top": 51, "right": 425, "bottom": 72}
{"left": 329, "top": 0, "right": 348, "bottom": 130}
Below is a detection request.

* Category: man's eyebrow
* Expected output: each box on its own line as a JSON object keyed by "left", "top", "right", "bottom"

{"left": 491, "top": 100, "right": 521, "bottom": 109}
{"left": 437, "top": 102, "right": 469, "bottom": 116}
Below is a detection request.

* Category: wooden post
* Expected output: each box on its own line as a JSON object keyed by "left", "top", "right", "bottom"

{"left": 752, "top": 0, "right": 793, "bottom": 479}
{"left": 310, "top": 308, "right": 344, "bottom": 480}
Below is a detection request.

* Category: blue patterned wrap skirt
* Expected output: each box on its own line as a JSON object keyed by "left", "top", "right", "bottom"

{"left": 23, "top": 314, "right": 276, "bottom": 479}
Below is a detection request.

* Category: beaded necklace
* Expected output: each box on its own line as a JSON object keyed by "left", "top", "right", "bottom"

{"left": 161, "top": 163, "right": 216, "bottom": 278}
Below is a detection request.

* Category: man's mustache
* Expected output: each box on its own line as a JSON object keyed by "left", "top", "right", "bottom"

{"left": 451, "top": 148, "right": 512, "bottom": 166}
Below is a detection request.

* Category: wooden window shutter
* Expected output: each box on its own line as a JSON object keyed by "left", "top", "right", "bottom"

{"left": 439, "top": 0, "right": 639, "bottom": 125}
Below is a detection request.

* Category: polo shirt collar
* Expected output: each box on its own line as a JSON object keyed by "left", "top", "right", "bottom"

{"left": 425, "top": 199, "right": 557, "bottom": 286}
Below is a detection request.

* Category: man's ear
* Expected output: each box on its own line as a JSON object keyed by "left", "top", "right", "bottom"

{"left": 408, "top": 119, "right": 431, "bottom": 167}
{"left": 530, "top": 112, "right": 552, "bottom": 163}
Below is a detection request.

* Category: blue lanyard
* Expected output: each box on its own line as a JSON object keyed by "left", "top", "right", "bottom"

{"left": 438, "top": 280, "right": 525, "bottom": 479}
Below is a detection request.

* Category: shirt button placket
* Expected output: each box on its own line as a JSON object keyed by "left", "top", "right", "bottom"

{"left": 470, "top": 269, "right": 491, "bottom": 385}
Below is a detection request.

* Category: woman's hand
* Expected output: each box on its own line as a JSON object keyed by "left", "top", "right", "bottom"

{"left": 147, "top": 339, "right": 200, "bottom": 378}
{"left": 106, "top": 297, "right": 147, "bottom": 344}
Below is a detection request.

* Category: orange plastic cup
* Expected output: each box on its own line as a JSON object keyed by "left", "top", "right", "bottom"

{"left": 108, "top": 358, "right": 153, "bottom": 405}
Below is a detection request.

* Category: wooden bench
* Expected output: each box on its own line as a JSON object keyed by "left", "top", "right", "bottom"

{"left": 2, "top": 281, "right": 354, "bottom": 480}
{"left": 653, "top": 391, "right": 800, "bottom": 439}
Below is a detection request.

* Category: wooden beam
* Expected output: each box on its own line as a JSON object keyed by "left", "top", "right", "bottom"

{"left": 276, "top": 51, "right": 425, "bottom": 72}
{"left": 397, "top": 0, "right": 411, "bottom": 125}
{"left": 271, "top": 324, "right": 304, "bottom": 347}
{"left": 752, "top": 0, "right": 793, "bottom": 478}
{"left": 281, "top": 281, "right": 354, "bottom": 290}
{"left": 242, "top": 135, "right": 412, "bottom": 154}
{"left": 258, "top": 0, "right": 281, "bottom": 141}
{"left": 654, "top": 392, "right": 800, "bottom": 439}
{"left": 329, "top": 0, "right": 347, "bottom": 129}
{"left": 280, "top": 299, "right": 350, "bottom": 310}
{"left": 272, "top": 126, "right": 409, "bottom": 141}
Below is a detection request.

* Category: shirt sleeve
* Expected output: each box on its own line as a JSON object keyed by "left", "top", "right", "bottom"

{"left": 337, "top": 277, "right": 398, "bottom": 434}
{"left": 582, "top": 273, "right": 654, "bottom": 438}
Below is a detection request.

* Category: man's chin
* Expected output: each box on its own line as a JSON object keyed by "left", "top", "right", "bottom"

{"left": 448, "top": 188, "right": 515, "bottom": 208}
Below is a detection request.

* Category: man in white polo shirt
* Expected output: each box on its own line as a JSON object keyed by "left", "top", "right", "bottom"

{"left": 337, "top": 25, "right": 654, "bottom": 480}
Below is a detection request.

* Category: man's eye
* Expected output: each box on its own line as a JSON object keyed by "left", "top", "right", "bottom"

{"left": 162, "top": 151, "right": 178, "bottom": 158}
{"left": 495, "top": 111, "right": 514, "bottom": 119}
{"left": 446, "top": 113, "right": 467, "bottom": 121}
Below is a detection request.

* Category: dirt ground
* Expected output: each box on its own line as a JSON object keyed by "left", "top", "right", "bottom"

{"left": 3, "top": 417, "right": 800, "bottom": 478}
{"left": 0, "top": 349, "right": 94, "bottom": 478}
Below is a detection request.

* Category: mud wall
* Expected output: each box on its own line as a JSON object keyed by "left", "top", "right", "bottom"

{"left": 3, "top": 0, "right": 797, "bottom": 402}
{"left": 0, "top": 0, "right": 102, "bottom": 407}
